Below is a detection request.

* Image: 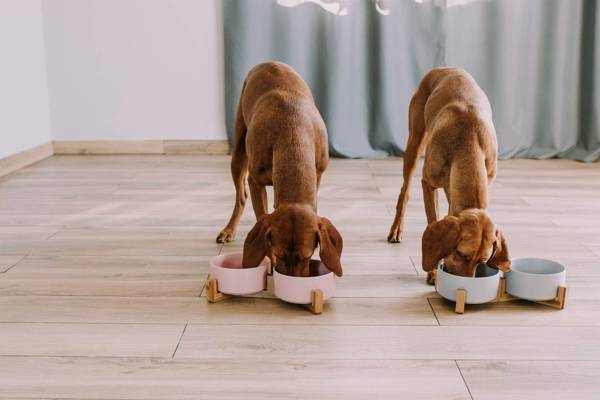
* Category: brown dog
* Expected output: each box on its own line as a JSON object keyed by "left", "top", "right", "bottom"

{"left": 387, "top": 67, "right": 510, "bottom": 284}
{"left": 216, "top": 62, "right": 343, "bottom": 277}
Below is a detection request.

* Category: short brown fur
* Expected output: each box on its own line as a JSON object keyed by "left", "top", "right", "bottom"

{"left": 217, "top": 62, "right": 343, "bottom": 277}
{"left": 387, "top": 67, "right": 510, "bottom": 284}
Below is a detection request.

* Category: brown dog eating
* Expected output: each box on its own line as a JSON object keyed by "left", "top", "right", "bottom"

{"left": 217, "top": 62, "right": 343, "bottom": 278}
{"left": 387, "top": 67, "right": 510, "bottom": 284}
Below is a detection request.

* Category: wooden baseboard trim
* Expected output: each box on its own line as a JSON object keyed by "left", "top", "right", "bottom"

{"left": 53, "top": 140, "right": 164, "bottom": 155}
{"left": 0, "top": 140, "right": 230, "bottom": 177}
{"left": 0, "top": 142, "right": 54, "bottom": 178}
{"left": 163, "top": 140, "right": 229, "bottom": 155}
{"left": 53, "top": 140, "right": 230, "bottom": 155}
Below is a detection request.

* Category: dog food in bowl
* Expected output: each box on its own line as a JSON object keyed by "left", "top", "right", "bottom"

{"left": 209, "top": 252, "right": 269, "bottom": 295}
{"left": 436, "top": 263, "right": 500, "bottom": 304}
{"left": 273, "top": 260, "right": 335, "bottom": 304}
{"left": 505, "top": 258, "right": 566, "bottom": 301}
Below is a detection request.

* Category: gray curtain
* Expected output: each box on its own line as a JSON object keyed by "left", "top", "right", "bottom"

{"left": 223, "top": 0, "right": 600, "bottom": 162}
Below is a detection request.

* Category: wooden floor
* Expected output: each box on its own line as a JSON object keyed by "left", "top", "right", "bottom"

{"left": 1, "top": 155, "right": 599, "bottom": 399}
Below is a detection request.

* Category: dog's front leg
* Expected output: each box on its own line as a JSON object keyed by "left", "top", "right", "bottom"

{"left": 426, "top": 269, "right": 437, "bottom": 285}
{"left": 421, "top": 179, "right": 439, "bottom": 225}
{"left": 248, "top": 176, "right": 268, "bottom": 219}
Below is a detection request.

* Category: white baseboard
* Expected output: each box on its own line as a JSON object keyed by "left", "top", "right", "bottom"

{"left": 53, "top": 140, "right": 229, "bottom": 155}
{"left": 0, "top": 142, "right": 54, "bottom": 178}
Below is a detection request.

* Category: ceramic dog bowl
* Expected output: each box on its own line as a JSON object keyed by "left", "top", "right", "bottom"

{"left": 209, "top": 252, "right": 269, "bottom": 295}
{"left": 436, "top": 263, "right": 500, "bottom": 304}
{"left": 273, "top": 260, "right": 335, "bottom": 304}
{"left": 505, "top": 258, "right": 566, "bottom": 301}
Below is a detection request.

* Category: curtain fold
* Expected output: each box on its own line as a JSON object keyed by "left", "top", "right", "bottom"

{"left": 223, "top": 0, "right": 600, "bottom": 161}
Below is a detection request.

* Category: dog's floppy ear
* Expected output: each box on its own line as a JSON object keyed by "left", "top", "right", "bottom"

{"left": 422, "top": 216, "right": 461, "bottom": 272}
{"left": 489, "top": 228, "right": 511, "bottom": 272}
{"left": 243, "top": 215, "right": 270, "bottom": 268}
{"left": 318, "top": 217, "right": 343, "bottom": 277}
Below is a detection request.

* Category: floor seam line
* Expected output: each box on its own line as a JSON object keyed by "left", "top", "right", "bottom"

{"left": 0, "top": 255, "right": 27, "bottom": 274}
{"left": 427, "top": 297, "right": 441, "bottom": 326}
{"left": 409, "top": 256, "right": 420, "bottom": 275}
{"left": 171, "top": 323, "right": 188, "bottom": 358}
{"left": 455, "top": 360, "right": 474, "bottom": 400}
{"left": 44, "top": 230, "right": 61, "bottom": 240}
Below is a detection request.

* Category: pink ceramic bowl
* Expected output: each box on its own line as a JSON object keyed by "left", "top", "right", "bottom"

{"left": 209, "top": 253, "right": 270, "bottom": 295}
{"left": 273, "top": 260, "right": 335, "bottom": 304}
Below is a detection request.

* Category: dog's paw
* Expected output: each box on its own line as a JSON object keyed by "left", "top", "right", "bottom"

{"left": 426, "top": 271, "right": 436, "bottom": 286}
{"left": 216, "top": 229, "right": 235, "bottom": 243}
{"left": 387, "top": 225, "right": 403, "bottom": 243}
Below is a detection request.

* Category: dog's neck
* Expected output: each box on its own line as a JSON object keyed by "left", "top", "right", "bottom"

{"left": 449, "top": 151, "right": 488, "bottom": 215}
{"left": 272, "top": 134, "right": 318, "bottom": 211}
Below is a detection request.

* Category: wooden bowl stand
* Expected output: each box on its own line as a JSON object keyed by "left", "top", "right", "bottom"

{"left": 454, "top": 277, "right": 567, "bottom": 314}
{"left": 205, "top": 274, "right": 325, "bottom": 315}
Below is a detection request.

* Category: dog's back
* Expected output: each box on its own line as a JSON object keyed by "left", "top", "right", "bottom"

{"left": 241, "top": 62, "right": 323, "bottom": 142}
{"left": 239, "top": 62, "right": 328, "bottom": 204}
{"left": 419, "top": 67, "right": 498, "bottom": 214}
{"left": 420, "top": 68, "right": 493, "bottom": 136}
{"left": 242, "top": 62, "right": 314, "bottom": 115}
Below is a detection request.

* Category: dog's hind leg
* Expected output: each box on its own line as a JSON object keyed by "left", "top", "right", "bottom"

{"left": 217, "top": 90, "right": 249, "bottom": 243}
{"left": 387, "top": 91, "right": 429, "bottom": 243}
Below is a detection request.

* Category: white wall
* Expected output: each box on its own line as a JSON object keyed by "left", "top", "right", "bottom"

{"left": 0, "top": 0, "right": 52, "bottom": 159}
{"left": 42, "top": 0, "right": 227, "bottom": 141}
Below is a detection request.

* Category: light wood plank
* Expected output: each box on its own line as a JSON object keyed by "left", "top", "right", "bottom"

{"left": 0, "top": 226, "right": 57, "bottom": 240}
{"left": 563, "top": 274, "right": 600, "bottom": 300}
{"left": 0, "top": 277, "right": 206, "bottom": 297}
{"left": 195, "top": 296, "right": 437, "bottom": 325}
{"left": 5, "top": 255, "right": 210, "bottom": 277}
{"left": 3, "top": 255, "right": 209, "bottom": 297}
{"left": 0, "top": 238, "right": 220, "bottom": 256}
{"left": 0, "top": 296, "right": 204, "bottom": 323}
{"left": 459, "top": 360, "right": 600, "bottom": 400}
{"left": 0, "top": 296, "right": 436, "bottom": 325}
{"left": 0, "top": 357, "right": 470, "bottom": 400}
{"left": 0, "top": 256, "right": 24, "bottom": 273}
{"left": 430, "top": 298, "right": 600, "bottom": 326}
{"left": 176, "top": 325, "right": 600, "bottom": 360}
{"left": 334, "top": 274, "right": 435, "bottom": 298}
{"left": 0, "top": 323, "right": 183, "bottom": 357}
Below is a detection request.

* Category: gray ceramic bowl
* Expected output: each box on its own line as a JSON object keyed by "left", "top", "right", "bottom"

{"left": 505, "top": 258, "right": 566, "bottom": 301}
{"left": 436, "top": 263, "right": 500, "bottom": 304}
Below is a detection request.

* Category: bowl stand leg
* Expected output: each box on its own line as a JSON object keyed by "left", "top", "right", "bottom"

{"left": 496, "top": 277, "right": 507, "bottom": 301}
{"left": 206, "top": 277, "right": 229, "bottom": 303}
{"left": 307, "top": 289, "right": 323, "bottom": 315}
{"left": 534, "top": 286, "right": 567, "bottom": 309}
{"left": 496, "top": 277, "right": 567, "bottom": 310}
{"left": 455, "top": 289, "right": 466, "bottom": 314}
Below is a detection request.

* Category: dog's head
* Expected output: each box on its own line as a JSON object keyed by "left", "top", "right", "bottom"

{"left": 421, "top": 209, "right": 510, "bottom": 277}
{"left": 242, "top": 204, "right": 343, "bottom": 277}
